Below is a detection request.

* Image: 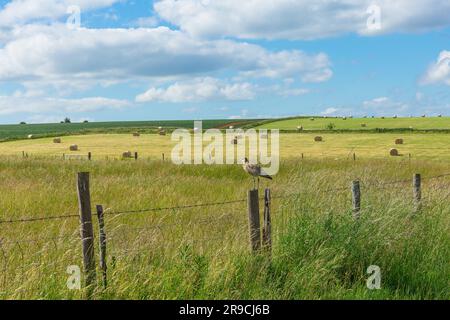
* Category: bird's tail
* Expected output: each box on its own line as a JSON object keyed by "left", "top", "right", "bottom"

{"left": 261, "top": 174, "right": 273, "bottom": 180}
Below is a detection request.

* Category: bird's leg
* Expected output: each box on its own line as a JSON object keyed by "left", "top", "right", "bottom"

{"left": 253, "top": 177, "right": 256, "bottom": 190}
{"left": 257, "top": 177, "right": 260, "bottom": 190}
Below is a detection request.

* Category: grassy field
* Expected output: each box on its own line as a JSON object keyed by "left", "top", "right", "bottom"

{"left": 257, "top": 116, "right": 450, "bottom": 131}
{"left": 1, "top": 132, "right": 450, "bottom": 161}
{"left": 0, "top": 158, "right": 448, "bottom": 299}
{"left": 0, "top": 119, "right": 256, "bottom": 142}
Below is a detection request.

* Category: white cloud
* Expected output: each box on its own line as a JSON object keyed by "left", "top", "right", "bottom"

{"left": 136, "top": 77, "right": 255, "bottom": 103}
{"left": 362, "top": 97, "right": 409, "bottom": 115}
{"left": 0, "top": 24, "right": 332, "bottom": 85}
{"left": 155, "top": 0, "right": 450, "bottom": 40}
{"left": 0, "top": 0, "right": 121, "bottom": 26}
{"left": 321, "top": 107, "right": 339, "bottom": 116}
{"left": 0, "top": 94, "right": 131, "bottom": 115}
{"left": 421, "top": 50, "right": 450, "bottom": 86}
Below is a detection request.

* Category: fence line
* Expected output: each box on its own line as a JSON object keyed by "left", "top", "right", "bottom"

{"left": 1, "top": 171, "right": 450, "bottom": 226}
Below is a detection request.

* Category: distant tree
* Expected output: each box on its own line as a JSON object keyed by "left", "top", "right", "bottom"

{"left": 20, "top": 121, "right": 26, "bottom": 125}
{"left": 64, "top": 117, "right": 71, "bottom": 123}
{"left": 83, "top": 120, "right": 89, "bottom": 123}
{"left": 326, "top": 123, "right": 336, "bottom": 130}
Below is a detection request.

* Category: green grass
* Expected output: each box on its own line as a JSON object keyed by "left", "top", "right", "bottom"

{"left": 256, "top": 116, "right": 450, "bottom": 131}
{"left": 0, "top": 158, "right": 448, "bottom": 299}
{"left": 0, "top": 119, "right": 257, "bottom": 142}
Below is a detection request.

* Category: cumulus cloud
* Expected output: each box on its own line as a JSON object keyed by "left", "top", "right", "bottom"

{"left": 0, "top": 94, "right": 130, "bottom": 115}
{"left": 0, "top": 24, "right": 332, "bottom": 85}
{"left": 155, "top": 0, "right": 450, "bottom": 40}
{"left": 421, "top": 50, "right": 450, "bottom": 86}
{"left": 0, "top": 0, "right": 121, "bottom": 26}
{"left": 362, "top": 97, "right": 409, "bottom": 115}
{"left": 136, "top": 77, "right": 255, "bottom": 103}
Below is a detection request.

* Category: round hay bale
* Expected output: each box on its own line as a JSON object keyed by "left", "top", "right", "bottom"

{"left": 133, "top": 132, "right": 140, "bottom": 137}
{"left": 381, "top": 116, "right": 385, "bottom": 119}
{"left": 297, "top": 126, "right": 303, "bottom": 131}
{"left": 69, "top": 144, "right": 78, "bottom": 151}
{"left": 314, "top": 136, "right": 323, "bottom": 142}
{"left": 229, "top": 125, "right": 234, "bottom": 129}
{"left": 53, "top": 138, "right": 61, "bottom": 143}
{"left": 390, "top": 148, "right": 399, "bottom": 156}
{"left": 393, "top": 115, "right": 398, "bottom": 119}
{"left": 310, "top": 118, "right": 315, "bottom": 121}
{"left": 342, "top": 116, "right": 347, "bottom": 120}
{"left": 361, "top": 123, "right": 367, "bottom": 127}
{"left": 438, "top": 114, "right": 442, "bottom": 117}
{"left": 122, "top": 151, "right": 132, "bottom": 158}
{"left": 159, "top": 130, "right": 166, "bottom": 136}
{"left": 28, "top": 134, "right": 34, "bottom": 139}
{"left": 422, "top": 114, "right": 426, "bottom": 118}
{"left": 395, "top": 138, "right": 404, "bottom": 145}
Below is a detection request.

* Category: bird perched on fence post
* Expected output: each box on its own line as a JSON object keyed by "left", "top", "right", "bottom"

{"left": 242, "top": 157, "right": 273, "bottom": 190}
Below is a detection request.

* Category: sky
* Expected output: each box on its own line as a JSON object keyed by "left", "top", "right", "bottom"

{"left": 0, "top": 0, "right": 449, "bottom": 124}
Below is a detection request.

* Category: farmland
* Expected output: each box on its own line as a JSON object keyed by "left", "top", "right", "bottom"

{"left": 0, "top": 119, "right": 256, "bottom": 142}
{"left": 256, "top": 116, "right": 450, "bottom": 131}
{"left": 1, "top": 132, "right": 450, "bottom": 161}
{"left": 0, "top": 117, "right": 449, "bottom": 300}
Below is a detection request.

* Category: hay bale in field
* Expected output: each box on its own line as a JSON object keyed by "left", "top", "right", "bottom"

{"left": 314, "top": 136, "right": 323, "bottom": 142}
{"left": 342, "top": 116, "right": 347, "bottom": 120}
{"left": 438, "top": 114, "right": 442, "bottom": 117}
{"left": 229, "top": 125, "right": 234, "bottom": 129}
{"left": 159, "top": 130, "right": 166, "bottom": 136}
{"left": 395, "top": 138, "right": 404, "bottom": 145}
{"left": 122, "top": 151, "right": 132, "bottom": 158}
{"left": 133, "top": 132, "right": 140, "bottom": 137}
{"left": 158, "top": 126, "right": 163, "bottom": 130}
{"left": 381, "top": 116, "right": 385, "bottom": 119}
{"left": 310, "top": 118, "right": 315, "bottom": 121}
{"left": 390, "top": 148, "right": 399, "bottom": 156}
{"left": 69, "top": 144, "right": 78, "bottom": 151}
{"left": 361, "top": 123, "right": 367, "bottom": 127}
{"left": 53, "top": 138, "right": 61, "bottom": 143}
{"left": 297, "top": 126, "right": 303, "bottom": 131}
{"left": 422, "top": 114, "right": 426, "bottom": 118}
{"left": 393, "top": 115, "right": 398, "bottom": 119}
{"left": 28, "top": 134, "right": 33, "bottom": 139}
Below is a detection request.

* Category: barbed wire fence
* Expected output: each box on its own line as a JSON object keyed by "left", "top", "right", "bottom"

{"left": 1, "top": 171, "right": 450, "bottom": 296}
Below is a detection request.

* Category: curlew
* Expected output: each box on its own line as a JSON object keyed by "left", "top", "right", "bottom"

{"left": 242, "top": 158, "right": 272, "bottom": 190}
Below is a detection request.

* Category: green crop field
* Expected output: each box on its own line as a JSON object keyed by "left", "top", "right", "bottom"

{"left": 0, "top": 119, "right": 256, "bottom": 142}
{"left": 256, "top": 116, "right": 450, "bottom": 131}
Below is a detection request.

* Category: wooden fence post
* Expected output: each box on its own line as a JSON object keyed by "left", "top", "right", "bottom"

{"left": 262, "top": 189, "right": 272, "bottom": 253}
{"left": 352, "top": 180, "right": 361, "bottom": 219}
{"left": 96, "top": 205, "right": 107, "bottom": 289}
{"left": 134, "top": 152, "right": 138, "bottom": 160}
{"left": 88, "top": 152, "right": 92, "bottom": 161}
{"left": 77, "top": 172, "right": 96, "bottom": 295}
{"left": 353, "top": 153, "right": 356, "bottom": 161}
{"left": 413, "top": 173, "right": 421, "bottom": 212}
{"left": 247, "top": 189, "right": 261, "bottom": 253}
{"left": 162, "top": 153, "right": 165, "bottom": 161}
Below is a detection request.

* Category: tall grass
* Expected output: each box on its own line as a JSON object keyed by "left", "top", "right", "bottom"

{"left": 0, "top": 157, "right": 448, "bottom": 299}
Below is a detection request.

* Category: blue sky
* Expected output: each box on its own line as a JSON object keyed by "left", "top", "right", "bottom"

{"left": 0, "top": 0, "right": 449, "bottom": 124}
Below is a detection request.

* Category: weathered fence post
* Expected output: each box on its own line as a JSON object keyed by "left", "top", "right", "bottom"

{"left": 352, "top": 180, "right": 361, "bottom": 218}
{"left": 353, "top": 153, "right": 356, "bottom": 161}
{"left": 134, "top": 152, "right": 138, "bottom": 160}
{"left": 413, "top": 173, "right": 421, "bottom": 212}
{"left": 262, "top": 189, "right": 272, "bottom": 253}
{"left": 77, "top": 172, "right": 96, "bottom": 295}
{"left": 162, "top": 153, "right": 165, "bottom": 161}
{"left": 96, "top": 205, "right": 107, "bottom": 289}
{"left": 301, "top": 153, "right": 304, "bottom": 159}
{"left": 247, "top": 189, "right": 261, "bottom": 253}
{"left": 88, "top": 152, "right": 92, "bottom": 161}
